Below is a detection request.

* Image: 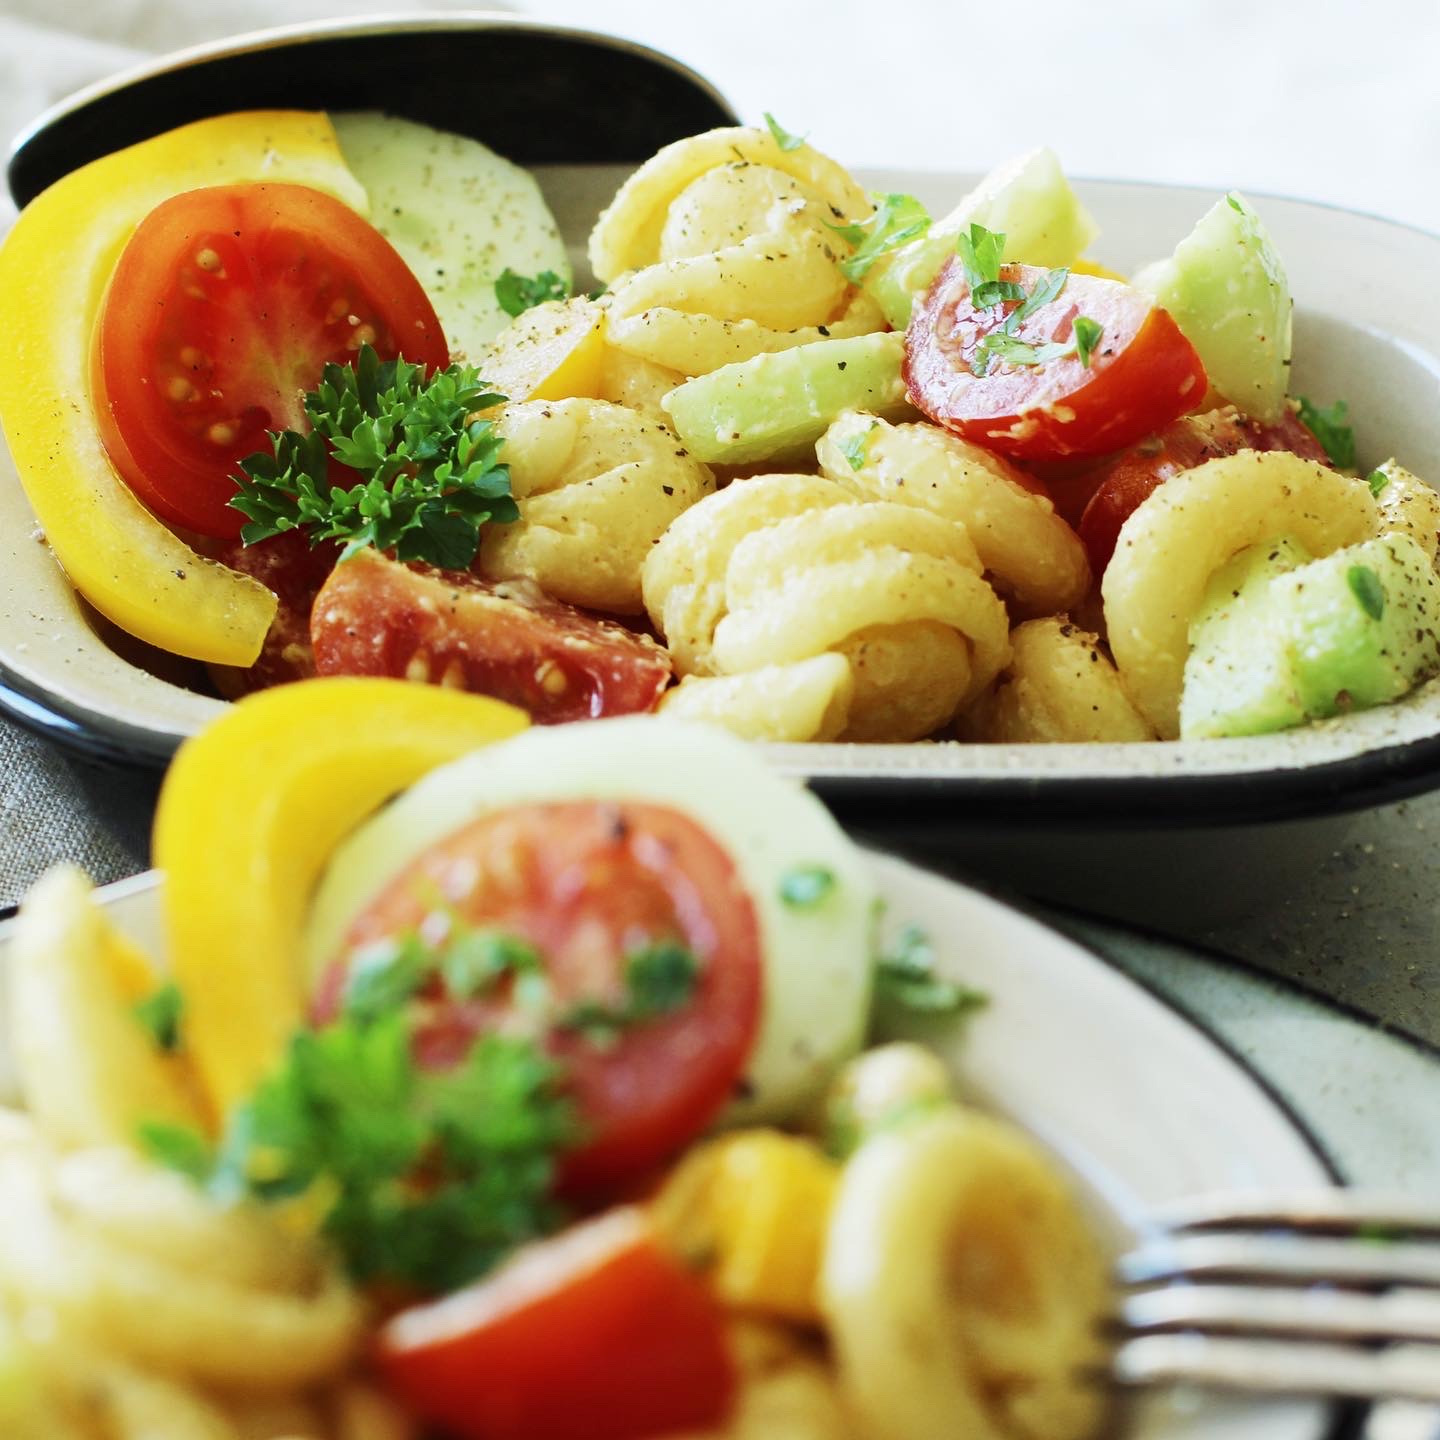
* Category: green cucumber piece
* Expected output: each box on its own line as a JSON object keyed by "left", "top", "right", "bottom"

{"left": 660, "top": 333, "right": 908, "bottom": 466}
{"left": 1181, "top": 536, "right": 1313, "bottom": 739}
{"left": 1133, "top": 193, "right": 1292, "bottom": 424}
{"left": 866, "top": 148, "right": 1098, "bottom": 329}
{"left": 332, "top": 112, "right": 569, "bottom": 361}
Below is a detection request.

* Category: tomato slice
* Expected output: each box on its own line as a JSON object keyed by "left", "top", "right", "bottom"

{"left": 324, "top": 798, "right": 763, "bottom": 1192}
{"left": 376, "top": 1205, "right": 735, "bottom": 1440}
{"left": 1077, "top": 405, "right": 1331, "bottom": 575}
{"left": 91, "top": 183, "right": 447, "bottom": 539}
{"left": 310, "top": 548, "right": 672, "bottom": 723}
{"left": 904, "top": 259, "right": 1207, "bottom": 461}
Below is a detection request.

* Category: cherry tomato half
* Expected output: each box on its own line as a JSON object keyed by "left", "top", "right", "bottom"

{"left": 904, "top": 259, "right": 1207, "bottom": 461}
{"left": 1077, "top": 405, "right": 1330, "bottom": 575}
{"left": 91, "top": 183, "right": 447, "bottom": 539}
{"left": 326, "top": 799, "right": 763, "bottom": 1193}
{"left": 310, "top": 548, "right": 672, "bottom": 723}
{"left": 376, "top": 1206, "right": 735, "bottom": 1440}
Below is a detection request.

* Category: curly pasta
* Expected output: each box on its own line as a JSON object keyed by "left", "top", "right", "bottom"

{"left": 480, "top": 398, "right": 714, "bottom": 614}
{"left": 1103, "top": 450, "right": 1378, "bottom": 737}
{"left": 644, "top": 475, "right": 1010, "bottom": 741}
{"left": 958, "top": 618, "right": 1155, "bottom": 743}
{"left": 817, "top": 413, "right": 1091, "bottom": 616}
{"left": 660, "top": 655, "right": 855, "bottom": 742}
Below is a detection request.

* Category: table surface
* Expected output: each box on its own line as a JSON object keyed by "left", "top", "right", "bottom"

{"left": 2, "top": 0, "right": 1438, "bottom": 1211}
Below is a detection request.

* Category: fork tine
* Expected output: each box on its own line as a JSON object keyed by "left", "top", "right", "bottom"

{"left": 1112, "top": 1335, "right": 1440, "bottom": 1404}
{"left": 1149, "top": 1191, "right": 1440, "bottom": 1236}
{"left": 1120, "top": 1284, "right": 1440, "bottom": 1344}
{"left": 1119, "top": 1233, "right": 1440, "bottom": 1288}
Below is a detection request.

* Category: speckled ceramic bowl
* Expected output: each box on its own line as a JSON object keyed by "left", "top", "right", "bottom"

{"left": 4, "top": 39, "right": 1440, "bottom": 924}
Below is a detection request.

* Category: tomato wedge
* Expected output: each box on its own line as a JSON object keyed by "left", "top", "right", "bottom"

{"left": 1077, "top": 405, "right": 1330, "bottom": 575}
{"left": 310, "top": 549, "right": 672, "bottom": 723}
{"left": 91, "top": 182, "right": 447, "bottom": 539}
{"left": 377, "top": 1206, "right": 735, "bottom": 1440}
{"left": 325, "top": 799, "right": 763, "bottom": 1192}
{"left": 904, "top": 259, "right": 1207, "bottom": 461}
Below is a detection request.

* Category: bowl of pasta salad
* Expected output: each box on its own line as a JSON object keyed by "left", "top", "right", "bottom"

{"left": 0, "top": 683, "right": 1343, "bottom": 1440}
{"left": 3, "top": 16, "right": 1440, "bottom": 848}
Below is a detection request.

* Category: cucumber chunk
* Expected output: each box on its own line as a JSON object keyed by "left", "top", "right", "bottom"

{"left": 1133, "top": 193, "right": 1291, "bottom": 425}
{"left": 332, "top": 112, "right": 569, "bottom": 361}
{"left": 1180, "top": 533, "right": 1440, "bottom": 738}
{"left": 660, "top": 333, "right": 908, "bottom": 466}
{"left": 866, "top": 148, "right": 1098, "bottom": 329}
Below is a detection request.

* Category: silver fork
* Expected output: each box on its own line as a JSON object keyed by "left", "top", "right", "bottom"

{"left": 1112, "top": 1192, "right": 1440, "bottom": 1404}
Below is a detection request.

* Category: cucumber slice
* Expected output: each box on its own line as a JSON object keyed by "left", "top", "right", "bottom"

{"left": 331, "top": 112, "right": 569, "bottom": 361}
{"left": 661, "top": 333, "right": 908, "bottom": 466}
{"left": 1133, "top": 193, "right": 1291, "bottom": 425}
{"left": 866, "top": 148, "right": 1098, "bottom": 329}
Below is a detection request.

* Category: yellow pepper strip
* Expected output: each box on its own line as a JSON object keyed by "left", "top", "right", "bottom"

{"left": 653, "top": 1129, "right": 839, "bottom": 1324}
{"left": 1071, "top": 256, "right": 1129, "bottom": 283}
{"left": 153, "top": 677, "right": 528, "bottom": 1121}
{"left": 9, "top": 865, "right": 204, "bottom": 1148}
{"left": 480, "top": 296, "right": 607, "bottom": 404}
{"left": 0, "top": 112, "right": 368, "bottom": 665}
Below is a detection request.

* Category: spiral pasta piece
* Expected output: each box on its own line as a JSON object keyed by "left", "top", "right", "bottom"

{"left": 958, "top": 618, "right": 1155, "bottom": 743}
{"left": 588, "top": 127, "right": 871, "bottom": 282}
{"left": 659, "top": 655, "right": 855, "bottom": 742}
{"left": 1102, "top": 451, "right": 1377, "bottom": 737}
{"left": 817, "top": 413, "right": 1090, "bottom": 616}
{"left": 480, "top": 398, "right": 714, "bottom": 614}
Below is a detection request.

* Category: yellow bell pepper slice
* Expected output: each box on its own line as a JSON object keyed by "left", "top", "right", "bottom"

{"left": 153, "top": 677, "right": 529, "bottom": 1120}
{"left": 0, "top": 111, "right": 368, "bottom": 666}
{"left": 479, "top": 295, "right": 607, "bottom": 404}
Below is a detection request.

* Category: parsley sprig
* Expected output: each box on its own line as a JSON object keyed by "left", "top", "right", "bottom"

{"left": 229, "top": 345, "right": 517, "bottom": 569}
{"left": 494, "top": 268, "right": 570, "bottom": 318}
{"left": 829, "top": 192, "right": 931, "bottom": 283}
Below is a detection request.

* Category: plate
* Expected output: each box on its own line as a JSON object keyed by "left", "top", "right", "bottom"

{"left": 0, "top": 849, "right": 1344, "bottom": 1438}
{"left": 5, "top": 128, "right": 1440, "bottom": 832}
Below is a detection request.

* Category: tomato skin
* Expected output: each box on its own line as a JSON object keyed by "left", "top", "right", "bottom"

{"left": 904, "top": 258, "right": 1207, "bottom": 461}
{"left": 327, "top": 799, "right": 763, "bottom": 1193}
{"left": 310, "top": 548, "right": 672, "bottom": 723}
{"left": 1077, "top": 405, "right": 1331, "bottom": 575}
{"left": 92, "top": 183, "right": 447, "bottom": 539}
{"left": 376, "top": 1206, "right": 734, "bottom": 1440}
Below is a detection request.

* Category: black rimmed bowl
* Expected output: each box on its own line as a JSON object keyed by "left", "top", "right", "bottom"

{"left": 4, "top": 25, "right": 1440, "bottom": 928}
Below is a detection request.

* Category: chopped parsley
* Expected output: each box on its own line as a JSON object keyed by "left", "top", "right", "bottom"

{"left": 1297, "top": 396, "right": 1357, "bottom": 469}
{"left": 494, "top": 268, "right": 570, "bottom": 317}
{"left": 1073, "top": 314, "right": 1104, "bottom": 368}
{"left": 874, "top": 926, "right": 988, "bottom": 1015}
{"left": 1368, "top": 467, "right": 1391, "bottom": 498}
{"left": 779, "top": 865, "right": 838, "bottom": 908}
{"left": 230, "top": 345, "right": 516, "bottom": 569}
{"left": 829, "top": 192, "right": 931, "bottom": 283}
{"left": 132, "top": 982, "right": 183, "bottom": 1054}
{"left": 956, "top": 223, "right": 1019, "bottom": 309}
{"left": 763, "top": 112, "right": 808, "bottom": 152}
{"left": 1348, "top": 563, "right": 1386, "bottom": 621}
{"left": 838, "top": 425, "right": 876, "bottom": 471}
{"left": 560, "top": 939, "right": 701, "bottom": 1044}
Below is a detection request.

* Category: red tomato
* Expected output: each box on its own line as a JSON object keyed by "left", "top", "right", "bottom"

{"left": 91, "top": 183, "right": 447, "bottom": 539}
{"left": 376, "top": 1206, "right": 735, "bottom": 1440}
{"left": 904, "top": 259, "right": 1207, "bottom": 461}
{"left": 310, "top": 548, "right": 672, "bottom": 723}
{"left": 205, "top": 530, "right": 339, "bottom": 698}
{"left": 1077, "top": 405, "right": 1331, "bottom": 575}
{"left": 326, "top": 798, "right": 763, "bottom": 1192}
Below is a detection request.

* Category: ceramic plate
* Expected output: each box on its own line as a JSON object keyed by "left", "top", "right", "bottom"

{"left": 0, "top": 850, "right": 1343, "bottom": 1438}
{"left": 5, "top": 89, "right": 1440, "bottom": 831}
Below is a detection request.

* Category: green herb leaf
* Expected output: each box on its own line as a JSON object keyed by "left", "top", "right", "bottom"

{"left": 839, "top": 429, "right": 873, "bottom": 471}
{"left": 1368, "top": 467, "right": 1391, "bottom": 497}
{"left": 132, "top": 982, "right": 184, "bottom": 1054}
{"left": 1073, "top": 315, "right": 1104, "bottom": 368}
{"left": 443, "top": 929, "right": 543, "bottom": 999}
{"left": 230, "top": 345, "right": 517, "bottom": 569}
{"left": 972, "top": 332, "right": 1076, "bottom": 375}
{"left": 1348, "top": 563, "right": 1386, "bottom": 621}
{"left": 875, "top": 926, "right": 988, "bottom": 1015}
{"left": 137, "top": 1119, "right": 214, "bottom": 1183}
{"left": 494, "top": 268, "right": 569, "bottom": 318}
{"left": 830, "top": 192, "right": 931, "bottom": 283}
{"left": 763, "top": 112, "right": 808, "bottom": 152}
{"left": 1002, "top": 266, "right": 1069, "bottom": 334}
{"left": 1297, "top": 396, "right": 1357, "bottom": 469}
{"left": 779, "top": 865, "right": 838, "bottom": 908}
{"left": 956, "top": 223, "right": 1007, "bottom": 292}
{"left": 560, "top": 938, "right": 700, "bottom": 1042}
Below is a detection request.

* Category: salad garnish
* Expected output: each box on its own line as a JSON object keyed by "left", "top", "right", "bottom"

{"left": 779, "top": 864, "right": 839, "bottom": 908}
{"left": 875, "top": 925, "right": 989, "bottom": 1015}
{"left": 229, "top": 344, "right": 516, "bottom": 569}
{"left": 1347, "top": 563, "right": 1386, "bottom": 621}
{"left": 494, "top": 266, "right": 570, "bottom": 317}
{"left": 132, "top": 980, "right": 184, "bottom": 1054}
{"left": 762, "top": 111, "right": 809, "bottom": 152}
{"left": 1368, "top": 467, "right": 1391, "bottom": 497}
{"left": 559, "top": 938, "right": 702, "bottom": 1044}
{"left": 1297, "top": 395, "right": 1357, "bottom": 468}
{"left": 829, "top": 192, "right": 931, "bottom": 283}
